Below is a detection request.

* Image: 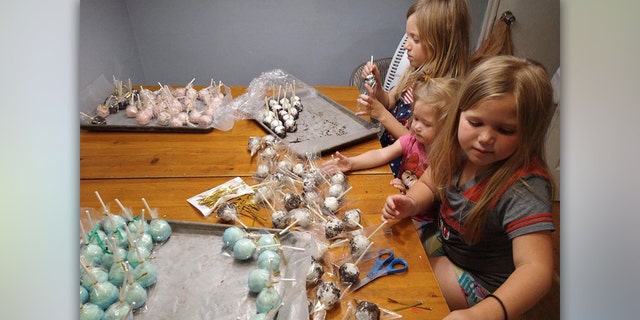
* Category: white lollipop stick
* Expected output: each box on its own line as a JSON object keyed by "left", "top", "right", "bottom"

{"left": 80, "top": 221, "right": 89, "bottom": 244}
{"left": 233, "top": 216, "right": 249, "bottom": 229}
{"left": 94, "top": 191, "right": 108, "bottom": 213}
{"left": 310, "top": 205, "right": 327, "bottom": 223}
{"left": 337, "top": 186, "right": 353, "bottom": 199}
{"left": 367, "top": 221, "right": 388, "bottom": 240}
{"left": 187, "top": 78, "right": 195, "bottom": 88}
{"left": 80, "top": 257, "right": 98, "bottom": 284}
{"left": 141, "top": 198, "right": 158, "bottom": 219}
{"left": 258, "top": 189, "right": 276, "bottom": 212}
{"left": 279, "top": 219, "right": 299, "bottom": 235}
{"left": 115, "top": 198, "right": 132, "bottom": 220}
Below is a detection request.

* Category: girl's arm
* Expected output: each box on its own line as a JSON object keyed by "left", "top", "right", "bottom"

{"left": 360, "top": 85, "right": 410, "bottom": 140}
{"left": 446, "top": 232, "right": 554, "bottom": 320}
{"left": 364, "top": 61, "right": 394, "bottom": 109}
{"left": 320, "top": 141, "right": 403, "bottom": 175}
{"left": 382, "top": 167, "right": 436, "bottom": 220}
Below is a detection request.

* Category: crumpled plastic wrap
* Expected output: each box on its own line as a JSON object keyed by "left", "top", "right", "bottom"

{"left": 224, "top": 69, "right": 317, "bottom": 123}
{"left": 131, "top": 223, "right": 313, "bottom": 320}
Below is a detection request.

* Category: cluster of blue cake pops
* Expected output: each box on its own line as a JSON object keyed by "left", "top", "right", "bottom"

{"left": 80, "top": 193, "right": 172, "bottom": 320}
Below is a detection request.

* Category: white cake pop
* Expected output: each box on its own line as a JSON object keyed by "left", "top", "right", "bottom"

{"left": 350, "top": 234, "right": 371, "bottom": 258}
{"left": 323, "top": 196, "right": 340, "bottom": 213}
{"left": 216, "top": 202, "right": 238, "bottom": 223}
{"left": 324, "top": 217, "right": 345, "bottom": 239}
{"left": 316, "top": 281, "right": 341, "bottom": 309}
{"left": 306, "top": 258, "right": 324, "bottom": 287}
{"left": 342, "top": 209, "right": 362, "bottom": 229}
{"left": 339, "top": 262, "right": 360, "bottom": 285}
{"left": 328, "top": 183, "right": 344, "bottom": 198}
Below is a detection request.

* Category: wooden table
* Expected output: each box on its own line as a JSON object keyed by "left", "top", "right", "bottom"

{"left": 80, "top": 86, "right": 450, "bottom": 319}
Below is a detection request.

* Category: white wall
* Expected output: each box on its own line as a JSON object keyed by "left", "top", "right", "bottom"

{"left": 79, "top": 0, "right": 488, "bottom": 89}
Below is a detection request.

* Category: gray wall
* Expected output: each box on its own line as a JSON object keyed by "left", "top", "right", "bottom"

{"left": 79, "top": 0, "right": 487, "bottom": 90}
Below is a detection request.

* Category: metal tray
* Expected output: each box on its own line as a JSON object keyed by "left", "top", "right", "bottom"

{"left": 134, "top": 220, "right": 312, "bottom": 320}
{"left": 256, "top": 89, "right": 381, "bottom": 156}
{"left": 79, "top": 77, "right": 229, "bottom": 133}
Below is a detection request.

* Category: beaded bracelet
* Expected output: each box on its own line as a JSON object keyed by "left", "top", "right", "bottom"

{"left": 486, "top": 293, "right": 508, "bottom": 320}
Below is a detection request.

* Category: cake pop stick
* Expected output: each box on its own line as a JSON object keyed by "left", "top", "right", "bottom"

{"left": 367, "top": 221, "right": 388, "bottom": 240}
{"left": 94, "top": 191, "right": 109, "bottom": 214}
{"left": 115, "top": 199, "right": 133, "bottom": 221}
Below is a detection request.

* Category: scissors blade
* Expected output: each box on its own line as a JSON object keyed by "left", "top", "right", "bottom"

{"left": 350, "top": 274, "right": 377, "bottom": 292}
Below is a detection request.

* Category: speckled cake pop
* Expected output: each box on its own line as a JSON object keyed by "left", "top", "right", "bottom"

{"left": 217, "top": 202, "right": 238, "bottom": 223}
{"left": 339, "top": 262, "right": 360, "bottom": 285}
{"left": 355, "top": 300, "right": 381, "bottom": 320}
{"left": 306, "top": 258, "right": 324, "bottom": 287}
{"left": 350, "top": 234, "right": 371, "bottom": 258}
{"left": 324, "top": 217, "right": 345, "bottom": 239}
{"left": 343, "top": 208, "right": 363, "bottom": 229}
{"left": 271, "top": 210, "right": 290, "bottom": 229}
{"left": 316, "top": 281, "right": 341, "bottom": 310}
{"left": 283, "top": 193, "right": 302, "bottom": 211}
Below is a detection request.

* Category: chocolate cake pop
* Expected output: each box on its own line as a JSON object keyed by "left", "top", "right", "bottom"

{"left": 355, "top": 300, "right": 381, "bottom": 320}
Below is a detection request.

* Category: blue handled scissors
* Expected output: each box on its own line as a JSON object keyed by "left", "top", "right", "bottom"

{"left": 351, "top": 248, "right": 409, "bottom": 292}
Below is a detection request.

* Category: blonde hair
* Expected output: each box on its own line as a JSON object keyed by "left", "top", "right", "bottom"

{"left": 429, "top": 55, "right": 555, "bottom": 244}
{"left": 394, "top": 0, "right": 470, "bottom": 101}
{"left": 411, "top": 77, "right": 461, "bottom": 132}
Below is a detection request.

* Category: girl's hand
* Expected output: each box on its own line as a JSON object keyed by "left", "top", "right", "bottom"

{"left": 319, "top": 151, "right": 351, "bottom": 175}
{"left": 390, "top": 178, "right": 407, "bottom": 194}
{"left": 382, "top": 194, "right": 416, "bottom": 221}
{"left": 362, "top": 61, "right": 382, "bottom": 86}
{"left": 355, "top": 86, "right": 387, "bottom": 120}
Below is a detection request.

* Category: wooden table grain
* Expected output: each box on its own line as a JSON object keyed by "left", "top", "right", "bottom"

{"left": 79, "top": 86, "right": 450, "bottom": 319}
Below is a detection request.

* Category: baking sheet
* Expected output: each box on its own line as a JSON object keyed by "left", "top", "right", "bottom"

{"left": 133, "top": 220, "right": 312, "bottom": 320}
{"left": 79, "top": 76, "right": 227, "bottom": 133}
{"left": 257, "top": 89, "right": 381, "bottom": 157}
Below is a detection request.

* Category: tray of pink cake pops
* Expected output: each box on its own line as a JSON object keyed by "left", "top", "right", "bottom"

{"left": 80, "top": 193, "right": 312, "bottom": 320}
{"left": 79, "top": 76, "right": 232, "bottom": 133}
